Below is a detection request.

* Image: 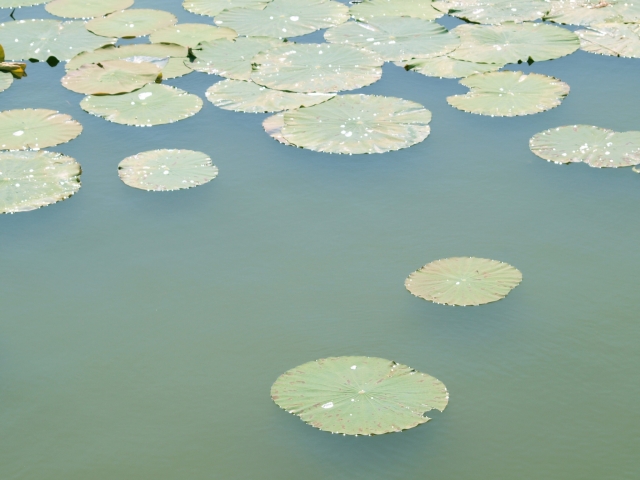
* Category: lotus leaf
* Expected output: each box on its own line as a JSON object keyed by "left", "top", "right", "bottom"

{"left": 0, "top": 0, "right": 50, "bottom": 7}
{"left": 150, "top": 24, "right": 237, "bottom": 48}
{"left": 251, "top": 43, "right": 383, "bottom": 93}
{"left": 450, "top": 22, "right": 579, "bottom": 64}
{"left": 0, "top": 72, "right": 13, "bottom": 92}
{"left": 432, "top": 0, "right": 550, "bottom": 24}
{"left": 45, "top": 0, "right": 134, "bottom": 18}
{"left": 405, "top": 257, "right": 522, "bottom": 306}
{"left": 214, "top": 0, "right": 349, "bottom": 39}
{"left": 182, "top": 0, "right": 269, "bottom": 17}
{"left": 350, "top": 0, "right": 443, "bottom": 21}
{"left": 529, "top": 125, "right": 640, "bottom": 168}
{"left": 447, "top": 71, "right": 570, "bottom": 117}
{"left": 545, "top": 0, "right": 640, "bottom": 26}
{"left": 161, "top": 58, "right": 193, "bottom": 79}
{"left": 275, "top": 94, "right": 432, "bottom": 154}
{"left": 262, "top": 112, "right": 291, "bottom": 145}
{"left": 0, "top": 150, "right": 81, "bottom": 214}
{"left": 61, "top": 60, "right": 161, "bottom": 95}
{"left": 0, "top": 109, "right": 82, "bottom": 150}
{"left": 271, "top": 356, "right": 449, "bottom": 436}
{"left": 86, "top": 9, "right": 177, "bottom": 39}
{"left": 402, "top": 56, "right": 504, "bottom": 79}
{"left": 325, "top": 17, "right": 459, "bottom": 62}
{"left": 189, "top": 37, "right": 282, "bottom": 80}
{"left": 80, "top": 84, "right": 202, "bottom": 127}
{"left": 577, "top": 23, "right": 640, "bottom": 58}
{"left": 0, "top": 19, "right": 116, "bottom": 62}
{"left": 118, "top": 149, "right": 218, "bottom": 191}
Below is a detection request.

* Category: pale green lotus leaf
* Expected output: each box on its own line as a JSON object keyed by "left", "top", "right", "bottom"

{"left": 251, "top": 43, "right": 382, "bottom": 93}
{"left": 0, "top": 19, "right": 116, "bottom": 62}
{"left": 0, "top": 109, "right": 82, "bottom": 150}
{"left": 577, "top": 23, "right": 640, "bottom": 58}
{"left": 61, "top": 60, "right": 161, "bottom": 95}
{"left": 401, "top": 55, "right": 504, "bottom": 79}
{"left": 277, "top": 94, "right": 432, "bottom": 154}
{"left": 80, "top": 84, "right": 202, "bottom": 127}
{"left": 45, "top": 0, "right": 134, "bottom": 18}
{"left": 262, "top": 112, "right": 291, "bottom": 145}
{"left": 214, "top": 0, "right": 349, "bottom": 39}
{"left": 0, "top": 150, "right": 81, "bottom": 214}
{"left": 271, "top": 356, "right": 449, "bottom": 436}
{"left": 0, "top": 0, "right": 50, "bottom": 7}
{"left": 325, "top": 17, "right": 459, "bottom": 62}
{"left": 162, "top": 57, "right": 193, "bottom": 79}
{"left": 150, "top": 24, "right": 237, "bottom": 48}
{"left": 447, "top": 71, "right": 570, "bottom": 117}
{"left": 206, "top": 79, "right": 334, "bottom": 113}
{"left": 405, "top": 257, "right": 522, "bottom": 306}
{"left": 529, "top": 125, "right": 640, "bottom": 168}
{"left": 86, "top": 9, "right": 177, "bottom": 39}
{"left": 0, "top": 71, "right": 13, "bottom": 92}
{"left": 432, "top": 0, "right": 549, "bottom": 24}
{"left": 450, "top": 22, "right": 579, "bottom": 64}
{"left": 118, "top": 149, "right": 218, "bottom": 191}
{"left": 189, "top": 36, "right": 282, "bottom": 80}
{"left": 182, "top": 0, "right": 269, "bottom": 17}
{"left": 350, "top": 0, "right": 443, "bottom": 21}
{"left": 545, "top": 0, "right": 640, "bottom": 26}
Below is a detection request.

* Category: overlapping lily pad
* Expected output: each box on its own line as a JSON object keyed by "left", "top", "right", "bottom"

{"left": 189, "top": 37, "right": 282, "bottom": 80}
{"left": 45, "top": 0, "right": 134, "bottom": 18}
{"left": 545, "top": 0, "right": 640, "bottom": 26}
{"left": 271, "top": 356, "right": 448, "bottom": 435}
{"left": 405, "top": 257, "right": 522, "bottom": 306}
{"left": 529, "top": 125, "right": 640, "bottom": 168}
{"left": 0, "top": 72, "right": 13, "bottom": 92}
{"left": 214, "top": 0, "right": 349, "bottom": 39}
{"left": 325, "top": 17, "right": 459, "bottom": 62}
{"left": 61, "top": 60, "right": 161, "bottom": 95}
{"left": 80, "top": 84, "right": 202, "bottom": 127}
{"left": 86, "top": 9, "right": 177, "bottom": 39}
{"left": 149, "top": 24, "right": 237, "bottom": 48}
{"left": 450, "top": 22, "right": 580, "bottom": 64}
{"left": 577, "top": 23, "right": 640, "bottom": 58}
{"left": 0, "top": 109, "right": 82, "bottom": 150}
{"left": 182, "top": 0, "right": 268, "bottom": 17}
{"left": 447, "top": 71, "right": 570, "bottom": 117}
{"left": 118, "top": 149, "right": 218, "bottom": 191}
{"left": 350, "top": 0, "right": 444, "bottom": 21}
{"left": 401, "top": 56, "right": 504, "bottom": 79}
{"left": 0, "top": 0, "right": 50, "bottom": 7}
{"left": 262, "top": 112, "right": 291, "bottom": 145}
{"left": 0, "top": 19, "right": 116, "bottom": 62}
{"left": 0, "top": 150, "right": 81, "bottom": 214}
{"left": 251, "top": 43, "right": 383, "bottom": 93}
{"left": 433, "top": 0, "right": 550, "bottom": 24}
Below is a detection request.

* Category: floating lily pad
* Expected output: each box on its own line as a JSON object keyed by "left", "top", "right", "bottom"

{"left": 350, "top": 0, "right": 443, "bottom": 21}
{"left": 189, "top": 36, "right": 282, "bottom": 80}
{"left": 432, "top": 0, "right": 550, "bottom": 25}
{"left": 214, "top": 0, "right": 349, "bottom": 39}
{"left": 0, "top": 109, "right": 82, "bottom": 150}
{"left": 61, "top": 60, "right": 161, "bottom": 95}
{"left": 118, "top": 149, "right": 218, "bottom": 191}
{"left": 149, "top": 24, "right": 237, "bottom": 48}
{"left": 405, "top": 257, "right": 522, "bottom": 306}
{"left": 86, "top": 9, "right": 177, "bottom": 39}
{"left": 0, "top": 71, "right": 13, "bottom": 92}
{"left": 577, "top": 23, "right": 640, "bottom": 58}
{"left": 262, "top": 112, "right": 291, "bottom": 145}
{"left": 447, "top": 71, "right": 570, "bottom": 117}
{"left": 273, "top": 94, "right": 432, "bottom": 154}
{"left": 545, "top": 0, "right": 640, "bottom": 26}
{"left": 402, "top": 56, "right": 504, "bottom": 79}
{"left": 251, "top": 43, "right": 383, "bottom": 93}
{"left": 0, "top": 150, "right": 81, "bottom": 214}
{"left": 0, "top": 19, "right": 116, "bottom": 62}
{"left": 0, "top": 0, "right": 50, "bottom": 7}
{"left": 45, "top": 0, "right": 134, "bottom": 18}
{"left": 271, "top": 356, "right": 449, "bottom": 436}
{"left": 325, "top": 17, "right": 459, "bottom": 62}
{"left": 449, "top": 22, "right": 579, "bottom": 64}
{"left": 182, "top": 0, "right": 268, "bottom": 17}
{"left": 529, "top": 125, "right": 640, "bottom": 168}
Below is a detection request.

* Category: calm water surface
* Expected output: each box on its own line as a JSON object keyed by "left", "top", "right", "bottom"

{"left": 1, "top": 1, "right": 639, "bottom": 479}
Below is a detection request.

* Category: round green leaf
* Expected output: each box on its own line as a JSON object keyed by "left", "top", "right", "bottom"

{"left": 405, "top": 257, "right": 522, "bottom": 306}
{"left": 0, "top": 0, "right": 50, "bottom": 7}
{"left": 449, "top": 22, "right": 579, "bottom": 64}
{"left": 325, "top": 17, "right": 459, "bottom": 62}
{"left": 86, "top": 9, "right": 177, "bottom": 39}
{"left": 447, "top": 71, "right": 570, "bottom": 117}
{"left": 529, "top": 125, "right": 640, "bottom": 168}
{"left": 271, "top": 356, "right": 449, "bottom": 436}
{"left": 545, "top": 0, "right": 640, "bottom": 26}
{"left": 277, "top": 94, "right": 432, "bottom": 154}
{"left": 350, "top": 0, "right": 444, "bottom": 21}
{"left": 118, "top": 149, "right": 218, "bottom": 191}
{"left": 0, "top": 71, "right": 13, "bottom": 92}
{"left": 214, "top": 0, "right": 349, "bottom": 39}
{"left": 45, "top": 0, "right": 134, "bottom": 18}
{"left": 182, "top": 0, "right": 268, "bottom": 17}
{"left": 80, "top": 84, "right": 202, "bottom": 127}
{"left": 251, "top": 43, "right": 383, "bottom": 93}
{"left": 189, "top": 37, "right": 282, "bottom": 80}
{"left": 0, "top": 109, "right": 82, "bottom": 150}
{"left": 402, "top": 56, "right": 504, "bottom": 79}
{"left": 0, "top": 150, "right": 81, "bottom": 214}
{"left": 61, "top": 60, "right": 161, "bottom": 95}
{"left": 432, "top": 0, "right": 550, "bottom": 25}
{"left": 149, "top": 23, "right": 237, "bottom": 48}
{"left": 577, "top": 23, "right": 640, "bottom": 58}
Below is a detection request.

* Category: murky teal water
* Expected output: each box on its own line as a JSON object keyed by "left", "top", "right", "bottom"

{"left": 1, "top": 2, "right": 639, "bottom": 479}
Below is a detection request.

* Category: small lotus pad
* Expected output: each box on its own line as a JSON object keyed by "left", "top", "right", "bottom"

{"left": 149, "top": 24, "right": 237, "bottom": 48}
{"left": 351, "top": 0, "right": 443, "bottom": 21}
{"left": 61, "top": 60, "right": 161, "bottom": 95}
{"left": 0, "top": 109, "right": 82, "bottom": 150}
{"left": 86, "top": 9, "right": 177, "bottom": 38}
{"left": 402, "top": 56, "right": 504, "bottom": 79}
{"left": 182, "top": 0, "right": 269, "bottom": 17}
{"left": 45, "top": 0, "right": 134, "bottom": 18}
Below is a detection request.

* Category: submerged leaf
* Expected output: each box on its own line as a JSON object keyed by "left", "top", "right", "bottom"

{"left": 271, "top": 356, "right": 449, "bottom": 436}
{"left": 149, "top": 23, "right": 237, "bottom": 48}
{"left": 401, "top": 56, "right": 504, "bottom": 79}
{"left": 433, "top": 0, "right": 550, "bottom": 24}
{"left": 182, "top": 0, "right": 268, "bottom": 17}
{"left": 577, "top": 23, "right": 640, "bottom": 58}
{"left": 0, "top": 109, "right": 82, "bottom": 150}
{"left": 86, "top": 9, "right": 177, "bottom": 39}
{"left": 45, "top": 0, "right": 134, "bottom": 19}
{"left": 350, "top": 0, "right": 444, "bottom": 21}
{"left": 61, "top": 60, "right": 161, "bottom": 95}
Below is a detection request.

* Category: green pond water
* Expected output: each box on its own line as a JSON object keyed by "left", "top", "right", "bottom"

{"left": 2, "top": 1, "right": 640, "bottom": 479}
